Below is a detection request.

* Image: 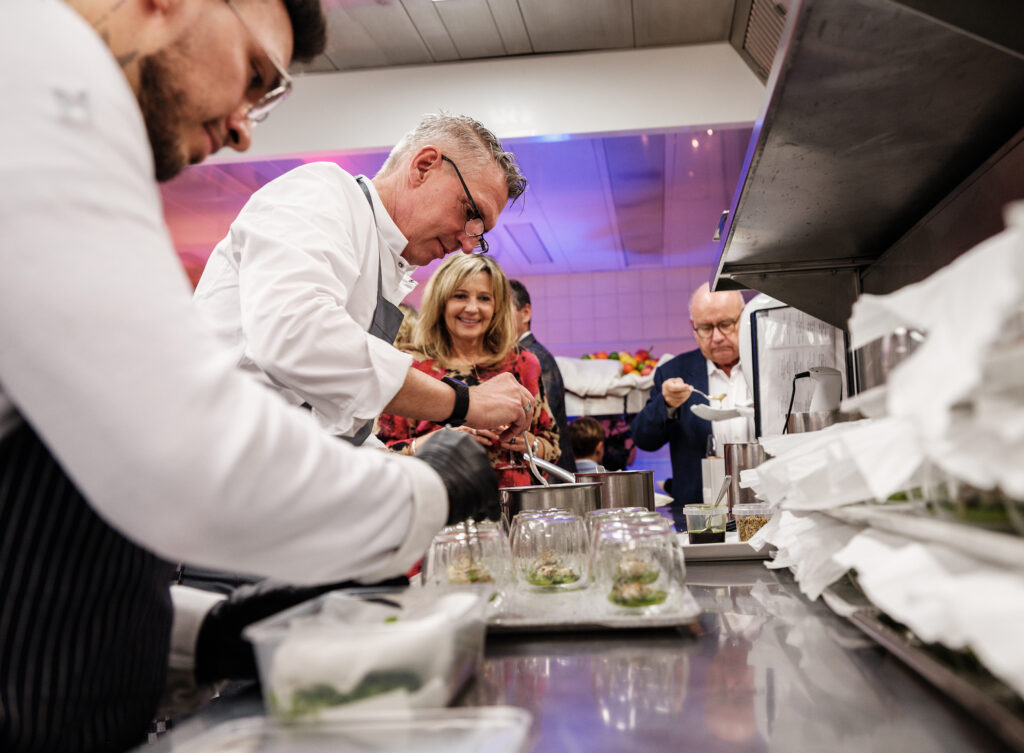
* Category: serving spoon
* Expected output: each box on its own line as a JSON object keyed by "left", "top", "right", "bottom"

{"left": 690, "top": 386, "right": 727, "bottom": 403}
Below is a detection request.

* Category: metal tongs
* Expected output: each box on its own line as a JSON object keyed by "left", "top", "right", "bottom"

{"left": 521, "top": 430, "right": 550, "bottom": 487}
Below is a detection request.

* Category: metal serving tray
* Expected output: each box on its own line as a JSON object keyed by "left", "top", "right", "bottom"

{"left": 487, "top": 585, "right": 701, "bottom": 633}
{"left": 148, "top": 708, "right": 533, "bottom": 753}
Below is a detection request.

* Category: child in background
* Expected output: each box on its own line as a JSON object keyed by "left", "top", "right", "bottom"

{"left": 569, "top": 416, "right": 606, "bottom": 473}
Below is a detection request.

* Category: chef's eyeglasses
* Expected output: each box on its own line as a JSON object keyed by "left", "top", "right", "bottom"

{"left": 225, "top": 0, "right": 293, "bottom": 123}
{"left": 693, "top": 319, "right": 738, "bottom": 338}
{"left": 441, "top": 155, "right": 489, "bottom": 254}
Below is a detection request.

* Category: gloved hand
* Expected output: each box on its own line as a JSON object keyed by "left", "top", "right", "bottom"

{"left": 416, "top": 428, "right": 501, "bottom": 526}
{"left": 194, "top": 575, "right": 407, "bottom": 685}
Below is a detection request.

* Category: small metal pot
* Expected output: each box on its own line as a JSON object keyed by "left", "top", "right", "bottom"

{"left": 723, "top": 442, "right": 767, "bottom": 511}
{"left": 500, "top": 482, "right": 603, "bottom": 526}
{"left": 572, "top": 470, "right": 656, "bottom": 511}
{"left": 786, "top": 410, "right": 860, "bottom": 434}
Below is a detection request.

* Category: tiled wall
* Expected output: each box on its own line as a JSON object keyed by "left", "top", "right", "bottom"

{"left": 508, "top": 266, "right": 711, "bottom": 360}
{"left": 512, "top": 265, "right": 715, "bottom": 488}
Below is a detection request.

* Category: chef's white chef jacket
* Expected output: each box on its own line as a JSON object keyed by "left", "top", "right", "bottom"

{"left": 0, "top": 0, "right": 446, "bottom": 586}
{"left": 193, "top": 163, "right": 417, "bottom": 440}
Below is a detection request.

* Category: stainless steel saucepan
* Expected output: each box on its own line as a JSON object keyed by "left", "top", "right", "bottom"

{"left": 499, "top": 482, "right": 604, "bottom": 530}
{"left": 523, "top": 456, "right": 656, "bottom": 511}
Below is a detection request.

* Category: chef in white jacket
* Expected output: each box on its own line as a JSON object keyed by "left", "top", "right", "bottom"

{"left": 193, "top": 112, "right": 533, "bottom": 446}
{"left": 0, "top": 1, "right": 508, "bottom": 751}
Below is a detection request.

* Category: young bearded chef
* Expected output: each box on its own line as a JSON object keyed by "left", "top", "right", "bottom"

{"left": 0, "top": 1, "right": 517, "bottom": 751}
{"left": 193, "top": 111, "right": 536, "bottom": 450}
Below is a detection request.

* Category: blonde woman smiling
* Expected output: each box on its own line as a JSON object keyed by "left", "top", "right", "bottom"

{"left": 377, "top": 254, "right": 560, "bottom": 487}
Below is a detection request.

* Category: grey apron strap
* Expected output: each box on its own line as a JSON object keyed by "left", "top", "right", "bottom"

{"left": 355, "top": 177, "right": 406, "bottom": 345}
{"left": 343, "top": 178, "right": 407, "bottom": 446}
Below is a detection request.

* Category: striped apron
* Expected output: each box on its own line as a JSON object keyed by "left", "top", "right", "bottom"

{"left": 0, "top": 420, "right": 175, "bottom": 753}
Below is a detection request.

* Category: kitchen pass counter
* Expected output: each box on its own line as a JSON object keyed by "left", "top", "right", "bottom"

{"left": 143, "top": 562, "right": 1014, "bottom": 753}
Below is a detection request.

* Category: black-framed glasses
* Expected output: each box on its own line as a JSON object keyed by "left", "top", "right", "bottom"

{"left": 225, "top": 0, "right": 293, "bottom": 123}
{"left": 693, "top": 318, "right": 738, "bottom": 338}
{"left": 441, "top": 155, "right": 489, "bottom": 254}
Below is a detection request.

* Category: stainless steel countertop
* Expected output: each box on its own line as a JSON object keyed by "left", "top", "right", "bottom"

{"left": 149, "top": 562, "right": 1015, "bottom": 752}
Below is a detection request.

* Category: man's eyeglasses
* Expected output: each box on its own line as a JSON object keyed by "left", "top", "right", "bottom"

{"left": 441, "top": 155, "right": 488, "bottom": 254}
{"left": 225, "top": 0, "right": 293, "bottom": 123}
{"left": 693, "top": 318, "right": 738, "bottom": 338}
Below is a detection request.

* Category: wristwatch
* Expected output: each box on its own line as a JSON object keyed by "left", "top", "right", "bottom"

{"left": 440, "top": 376, "right": 470, "bottom": 427}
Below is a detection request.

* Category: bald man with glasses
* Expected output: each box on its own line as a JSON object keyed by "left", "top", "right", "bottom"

{"left": 631, "top": 283, "right": 752, "bottom": 527}
{"left": 194, "top": 112, "right": 534, "bottom": 447}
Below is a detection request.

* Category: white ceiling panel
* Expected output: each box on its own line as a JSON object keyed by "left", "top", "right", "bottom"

{"left": 291, "top": 0, "right": 754, "bottom": 75}
{"left": 633, "top": 0, "right": 735, "bottom": 46}
{"left": 485, "top": 0, "right": 533, "bottom": 55}
{"left": 323, "top": 2, "right": 433, "bottom": 70}
{"left": 432, "top": 0, "right": 512, "bottom": 59}
{"left": 517, "top": 0, "right": 635, "bottom": 53}
{"left": 400, "top": 0, "right": 461, "bottom": 62}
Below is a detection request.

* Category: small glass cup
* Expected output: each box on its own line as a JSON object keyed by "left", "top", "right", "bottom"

{"left": 584, "top": 507, "right": 649, "bottom": 536}
{"left": 683, "top": 504, "right": 728, "bottom": 544}
{"left": 592, "top": 520, "right": 678, "bottom": 611}
{"left": 510, "top": 513, "right": 589, "bottom": 590}
{"left": 507, "top": 508, "right": 572, "bottom": 541}
{"left": 423, "top": 523, "right": 511, "bottom": 588}
{"left": 588, "top": 515, "right": 683, "bottom": 585}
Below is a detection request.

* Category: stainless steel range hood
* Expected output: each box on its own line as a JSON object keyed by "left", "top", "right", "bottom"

{"left": 714, "top": 0, "right": 1024, "bottom": 329}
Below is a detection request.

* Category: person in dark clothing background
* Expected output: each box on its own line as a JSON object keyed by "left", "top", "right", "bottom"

{"left": 510, "top": 280, "right": 576, "bottom": 474}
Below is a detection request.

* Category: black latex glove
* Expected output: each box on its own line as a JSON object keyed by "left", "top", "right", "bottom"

{"left": 194, "top": 575, "right": 407, "bottom": 685}
{"left": 416, "top": 429, "right": 501, "bottom": 526}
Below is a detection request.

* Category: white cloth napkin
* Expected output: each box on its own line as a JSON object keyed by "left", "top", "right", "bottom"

{"left": 749, "top": 510, "right": 861, "bottom": 600}
{"left": 848, "top": 202, "right": 1024, "bottom": 439}
{"left": 744, "top": 417, "right": 923, "bottom": 510}
{"left": 833, "top": 529, "right": 1024, "bottom": 698}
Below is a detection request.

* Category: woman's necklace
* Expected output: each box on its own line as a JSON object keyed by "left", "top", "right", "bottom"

{"left": 448, "top": 352, "right": 485, "bottom": 383}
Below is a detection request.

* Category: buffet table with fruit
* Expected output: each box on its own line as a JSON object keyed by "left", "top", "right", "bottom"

{"left": 555, "top": 349, "right": 670, "bottom": 416}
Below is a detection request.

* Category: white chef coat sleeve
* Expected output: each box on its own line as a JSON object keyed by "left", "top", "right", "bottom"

{"left": 0, "top": 8, "right": 447, "bottom": 586}
{"left": 228, "top": 169, "right": 412, "bottom": 436}
{"left": 160, "top": 586, "right": 226, "bottom": 717}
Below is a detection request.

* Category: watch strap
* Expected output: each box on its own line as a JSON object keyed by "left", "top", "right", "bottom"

{"left": 440, "top": 376, "right": 470, "bottom": 427}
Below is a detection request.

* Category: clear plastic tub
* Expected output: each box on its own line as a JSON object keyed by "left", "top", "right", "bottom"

{"left": 243, "top": 588, "right": 487, "bottom": 722}
{"left": 732, "top": 503, "right": 774, "bottom": 542}
{"left": 157, "top": 708, "right": 533, "bottom": 753}
{"left": 682, "top": 504, "right": 728, "bottom": 544}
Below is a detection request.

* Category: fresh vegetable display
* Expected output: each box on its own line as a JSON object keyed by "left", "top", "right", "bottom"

{"left": 580, "top": 347, "right": 658, "bottom": 376}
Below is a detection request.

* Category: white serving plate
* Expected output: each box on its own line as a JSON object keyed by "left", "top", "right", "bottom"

{"left": 677, "top": 531, "right": 771, "bottom": 562}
